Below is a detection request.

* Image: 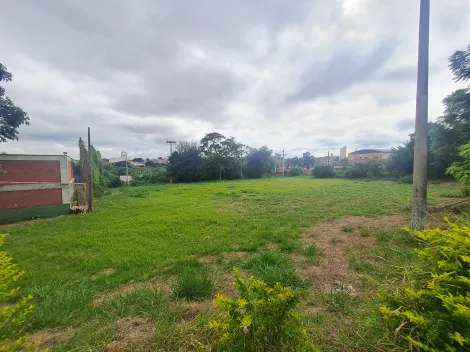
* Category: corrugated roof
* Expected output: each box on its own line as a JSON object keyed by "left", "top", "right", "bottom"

{"left": 348, "top": 149, "right": 383, "bottom": 155}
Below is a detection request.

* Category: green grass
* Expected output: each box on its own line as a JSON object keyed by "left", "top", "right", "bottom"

{"left": 245, "top": 250, "right": 303, "bottom": 287}
{"left": 359, "top": 228, "right": 371, "bottom": 237}
{"left": 172, "top": 264, "right": 214, "bottom": 301}
{"left": 0, "top": 178, "right": 460, "bottom": 349}
{"left": 304, "top": 244, "right": 323, "bottom": 264}
{"left": 341, "top": 225, "right": 353, "bottom": 233}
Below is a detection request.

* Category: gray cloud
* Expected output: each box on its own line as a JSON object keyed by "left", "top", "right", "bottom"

{"left": 396, "top": 119, "right": 415, "bottom": 131}
{"left": 1, "top": 0, "right": 469, "bottom": 159}
{"left": 287, "top": 40, "right": 397, "bottom": 103}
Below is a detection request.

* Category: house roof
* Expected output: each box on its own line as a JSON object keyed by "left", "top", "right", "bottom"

{"left": 348, "top": 149, "right": 384, "bottom": 155}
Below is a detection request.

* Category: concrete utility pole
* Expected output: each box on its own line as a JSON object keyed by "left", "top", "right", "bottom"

{"left": 412, "top": 0, "right": 430, "bottom": 230}
{"left": 121, "top": 151, "right": 129, "bottom": 185}
{"left": 240, "top": 144, "right": 245, "bottom": 179}
{"left": 327, "top": 151, "right": 330, "bottom": 166}
{"left": 282, "top": 150, "right": 285, "bottom": 177}
{"left": 87, "top": 127, "right": 93, "bottom": 212}
{"left": 166, "top": 140, "right": 176, "bottom": 184}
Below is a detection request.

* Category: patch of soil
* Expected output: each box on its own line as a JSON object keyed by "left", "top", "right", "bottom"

{"left": 179, "top": 300, "right": 216, "bottom": 320}
{"left": 198, "top": 255, "right": 218, "bottom": 264}
{"left": 223, "top": 251, "right": 248, "bottom": 261}
{"left": 104, "top": 317, "right": 155, "bottom": 352}
{"left": 29, "top": 327, "right": 76, "bottom": 348}
{"left": 297, "top": 214, "right": 410, "bottom": 292}
{"left": 91, "top": 268, "right": 116, "bottom": 281}
{"left": 93, "top": 277, "right": 172, "bottom": 307}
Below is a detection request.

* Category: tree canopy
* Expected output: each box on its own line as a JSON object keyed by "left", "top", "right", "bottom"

{"left": 0, "top": 63, "right": 29, "bottom": 143}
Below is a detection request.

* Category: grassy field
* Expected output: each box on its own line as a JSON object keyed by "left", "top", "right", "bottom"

{"left": 0, "top": 177, "right": 462, "bottom": 351}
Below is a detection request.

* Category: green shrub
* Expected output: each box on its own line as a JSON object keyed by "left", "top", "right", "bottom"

{"left": 172, "top": 265, "right": 214, "bottom": 301}
{"left": 288, "top": 166, "right": 304, "bottom": 177}
{"left": 397, "top": 174, "right": 413, "bottom": 184}
{"left": 378, "top": 220, "right": 470, "bottom": 351}
{"left": 246, "top": 251, "right": 302, "bottom": 287}
{"left": 304, "top": 245, "right": 323, "bottom": 265}
{"left": 210, "top": 269, "right": 317, "bottom": 352}
{"left": 345, "top": 160, "right": 383, "bottom": 179}
{"left": 447, "top": 143, "right": 470, "bottom": 195}
{"left": 311, "top": 165, "right": 334, "bottom": 178}
{"left": 0, "top": 234, "right": 44, "bottom": 351}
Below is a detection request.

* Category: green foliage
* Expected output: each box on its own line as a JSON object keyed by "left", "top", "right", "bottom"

{"left": 378, "top": 221, "right": 470, "bottom": 352}
{"left": 345, "top": 160, "right": 383, "bottom": 179}
{"left": 288, "top": 166, "right": 304, "bottom": 177}
{"left": 387, "top": 141, "right": 414, "bottom": 177}
{"left": 172, "top": 264, "right": 214, "bottom": 301}
{"left": 341, "top": 225, "right": 353, "bottom": 233}
{"left": 0, "top": 63, "right": 30, "bottom": 143}
{"left": 244, "top": 146, "right": 274, "bottom": 179}
{"left": 210, "top": 269, "right": 317, "bottom": 352}
{"left": 447, "top": 142, "right": 470, "bottom": 195}
{"left": 168, "top": 144, "right": 206, "bottom": 183}
{"left": 397, "top": 174, "right": 413, "bottom": 184}
{"left": 304, "top": 245, "right": 323, "bottom": 265}
{"left": 200, "top": 133, "right": 243, "bottom": 180}
{"left": 130, "top": 167, "right": 169, "bottom": 186}
{"left": 0, "top": 234, "right": 43, "bottom": 351}
{"left": 246, "top": 251, "right": 302, "bottom": 288}
{"left": 311, "top": 165, "right": 333, "bottom": 178}
{"left": 449, "top": 44, "right": 470, "bottom": 82}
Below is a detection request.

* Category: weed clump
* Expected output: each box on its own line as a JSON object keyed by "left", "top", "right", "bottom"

{"left": 378, "top": 220, "right": 470, "bottom": 351}
{"left": 172, "top": 263, "right": 213, "bottom": 301}
{"left": 211, "top": 269, "right": 317, "bottom": 351}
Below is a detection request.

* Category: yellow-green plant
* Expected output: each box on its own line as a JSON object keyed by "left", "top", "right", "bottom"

{"left": 378, "top": 220, "right": 470, "bottom": 351}
{"left": 447, "top": 142, "right": 470, "bottom": 196}
{"left": 0, "top": 234, "right": 44, "bottom": 351}
{"left": 210, "top": 269, "right": 317, "bottom": 352}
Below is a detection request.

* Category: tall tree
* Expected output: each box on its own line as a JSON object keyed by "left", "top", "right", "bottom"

{"left": 244, "top": 146, "right": 274, "bottom": 178}
{"left": 0, "top": 63, "right": 29, "bottom": 142}
{"left": 449, "top": 45, "right": 470, "bottom": 82}
{"left": 199, "top": 132, "right": 242, "bottom": 180}
{"left": 168, "top": 142, "right": 205, "bottom": 182}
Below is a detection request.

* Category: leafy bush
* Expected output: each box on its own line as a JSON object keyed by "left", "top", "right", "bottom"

{"left": 0, "top": 234, "right": 44, "bottom": 351}
{"left": 447, "top": 142, "right": 470, "bottom": 195}
{"left": 396, "top": 174, "right": 413, "bottom": 184}
{"left": 210, "top": 269, "right": 317, "bottom": 352}
{"left": 131, "top": 167, "right": 169, "bottom": 186}
{"left": 246, "top": 251, "right": 302, "bottom": 288}
{"left": 345, "top": 160, "right": 383, "bottom": 179}
{"left": 172, "top": 264, "right": 213, "bottom": 301}
{"left": 311, "top": 165, "right": 334, "bottom": 178}
{"left": 288, "top": 166, "right": 304, "bottom": 177}
{"left": 378, "top": 220, "right": 470, "bottom": 351}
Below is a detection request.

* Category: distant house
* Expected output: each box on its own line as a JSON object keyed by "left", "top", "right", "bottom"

{"left": 348, "top": 149, "right": 391, "bottom": 165}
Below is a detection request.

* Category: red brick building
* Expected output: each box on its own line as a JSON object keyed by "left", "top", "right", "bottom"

{"left": 0, "top": 153, "right": 78, "bottom": 223}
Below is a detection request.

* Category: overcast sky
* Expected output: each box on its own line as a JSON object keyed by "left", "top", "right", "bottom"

{"left": 1, "top": 1, "right": 469, "bottom": 160}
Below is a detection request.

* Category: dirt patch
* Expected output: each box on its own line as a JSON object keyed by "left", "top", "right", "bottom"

{"left": 93, "top": 277, "right": 172, "bottom": 307}
{"left": 198, "top": 255, "right": 218, "bottom": 264}
{"left": 223, "top": 251, "right": 248, "bottom": 261}
{"left": 218, "top": 201, "right": 244, "bottom": 213}
{"left": 29, "top": 327, "right": 76, "bottom": 348}
{"left": 91, "top": 268, "right": 116, "bottom": 281}
{"left": 104, "top": 317, "right": 155, "bottom": 352}
{"left": 179, "top": 300, "right": 216, "bottom": 320}
{"left": 297, "top": 214, "right": 410, "bottom": 292}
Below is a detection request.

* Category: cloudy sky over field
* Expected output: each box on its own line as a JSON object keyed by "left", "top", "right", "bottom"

{"left": 1, "top": 0, "right": 470, "bottom": 159}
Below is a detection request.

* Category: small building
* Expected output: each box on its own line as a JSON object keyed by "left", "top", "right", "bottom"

{"left": 348, "top": 149, "right": 391, "bottom": 165}
{"left": 340, "top": 146, "right": 347, "bottom": 159}
{"left": 0, "top": 153, "right": 81, "bottom": 223}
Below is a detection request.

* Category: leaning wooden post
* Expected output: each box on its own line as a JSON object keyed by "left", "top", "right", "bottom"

{"left": 87, "top": 127, "right": 93, "bottom": 212}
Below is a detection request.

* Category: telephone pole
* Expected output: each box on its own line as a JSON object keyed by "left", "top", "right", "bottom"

{"left": 282, "top": 150, "right": 285, "bottom": 177}
{"left": 87, "top": 127, "right": 93, "bottom": 212}
{"left": 166, "top": 140, "right": 176, "bottom": 184}
{"left": 412, "top": 0, "right": 430, "bottom": 230}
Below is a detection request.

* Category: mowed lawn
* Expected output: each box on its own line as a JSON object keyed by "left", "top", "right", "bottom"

{"left": 0, "top": 178, "right": 460, "bottom": 350}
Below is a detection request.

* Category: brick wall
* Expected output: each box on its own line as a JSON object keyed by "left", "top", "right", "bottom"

{"left": 67, "top": 161, "right": 74, "bottom": 181}
{"left": 0, "top": 160, "right": 61, "bottom": 183}
{"left": 0, "top": 189, "right": 63, "bottom": 210}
